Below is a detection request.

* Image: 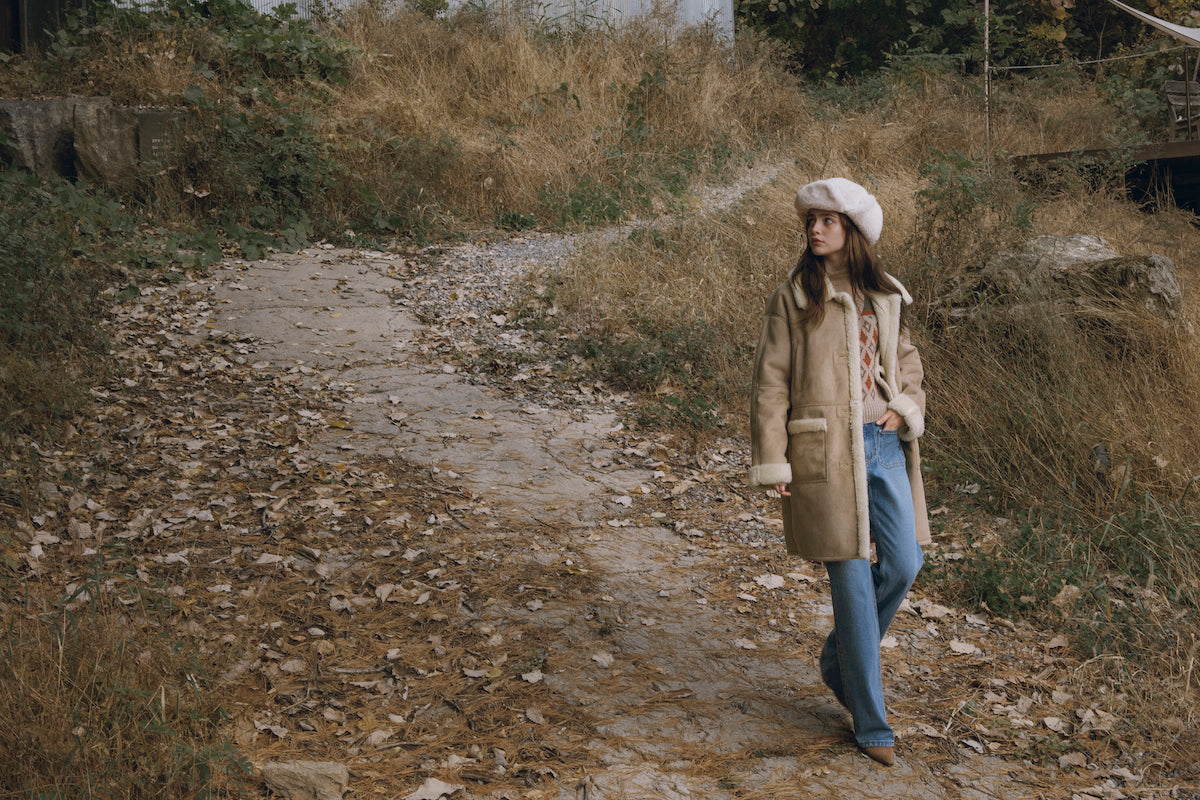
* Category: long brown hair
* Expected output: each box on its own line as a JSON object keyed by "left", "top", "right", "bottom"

{"left": 791, "top": 212, "right": 900, "bottom": 327}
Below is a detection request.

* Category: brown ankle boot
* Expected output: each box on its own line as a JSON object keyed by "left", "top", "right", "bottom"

{"left": 861, "top": 745, "right": 895, "bottom": 766}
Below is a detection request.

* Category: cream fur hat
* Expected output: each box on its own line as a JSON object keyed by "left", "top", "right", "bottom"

{"left": 794, "top": 178, "right": 883, "bottom": 246}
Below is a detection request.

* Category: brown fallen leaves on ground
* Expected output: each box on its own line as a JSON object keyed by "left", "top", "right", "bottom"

{"left": 0, "top": 258, "right": 1195, "bottom": 800}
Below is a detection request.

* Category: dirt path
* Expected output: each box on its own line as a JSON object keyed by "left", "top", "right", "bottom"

{"left": 170, "top": 192, "right": 1122, "bottom": 798}
{"left": 28, "top": 163, "right": 1167, "bottom": 800}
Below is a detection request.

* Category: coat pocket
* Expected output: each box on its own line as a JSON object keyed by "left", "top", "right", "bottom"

{"left": 785, "top": 417, "right": 828, "bottom": 483}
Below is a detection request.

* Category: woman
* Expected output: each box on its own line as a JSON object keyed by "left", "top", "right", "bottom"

{"left": 748, "top": 177, "right": 930, "bottom": 767}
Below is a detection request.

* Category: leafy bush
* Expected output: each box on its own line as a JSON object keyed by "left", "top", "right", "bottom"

{"left": 0, "top": 170, "right": 124, "bottom": 433}
{"left": 733, "top": 0, "right": 1184, "bottom": 79}
{"left": 166, "top": 88, "right": 350, "bottom": 239}
{"left": 33, "top": 0, "right": 354, "bottom": 102}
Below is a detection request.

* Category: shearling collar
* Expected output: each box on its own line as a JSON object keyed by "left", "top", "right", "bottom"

{"left": 789, "top": 274, "right": 912, "bottom": 310}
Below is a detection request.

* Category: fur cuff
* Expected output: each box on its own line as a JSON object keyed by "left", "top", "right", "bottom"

{"left": 749, "top": 463, "right": 792, "bottom": 488}
{"left": 887, "top": 394, "right": 924, "bottom": 441}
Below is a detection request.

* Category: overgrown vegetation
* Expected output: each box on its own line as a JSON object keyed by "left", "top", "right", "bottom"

{"left": 0, "top": 170, "right": 127, "bottom": 434}
{"left": 0, "top": 0, "right": 796, "bottom": 429}
{"left": 0, "top": 550, "right": 252, "bottom": 798}
{"left": 4, "top": 0, "right": 1200, "bottom": 787}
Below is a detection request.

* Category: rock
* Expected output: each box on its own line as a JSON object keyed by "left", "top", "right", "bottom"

{"left": 1071, "top": 253, "right": 1183, "bottom": 321}
{"left": 939, "top": 234, "right": 1185, "bottom": 328}
{"left": 73, "top": 99, "right": 138, "bottom": 188}
{"left": 1008, "top": 233, "right": 1117, "bottom": 269}
{"left": 0, "top": 97, "right": 184, "bottom": 187}
{"left": 261, "top": 760, "right": 350, "bottom": 800}
{"left": 0, "top": 98, "right": 77, "bottom": 179}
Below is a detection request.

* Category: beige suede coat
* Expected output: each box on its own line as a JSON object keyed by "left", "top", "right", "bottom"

{"left": 748, "top": 273, "right": 930, "bottom": 561}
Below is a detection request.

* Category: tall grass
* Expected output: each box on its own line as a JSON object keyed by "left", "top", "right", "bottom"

{"left": 326, "top": 4, "right": 802, "bottom": 229}
{"left": 0, "top": 553, "right": 251, "bottom": 798}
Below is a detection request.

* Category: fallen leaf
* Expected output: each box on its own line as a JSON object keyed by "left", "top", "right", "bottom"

{"left": 254, "top": 720, "right": 288, "bottom": 738}
{"left": 368, "top": 729, "right": 394, "bottom": 747}
{"left": 913, "top": 598, "right": 953, "bottom": 619}
{"left": 592, "top": 652, "right": 614, "bottom": 668}
{"left": 525, "top": 708, "right": 546, "bottom": 724}
{"left": 915, "top": 723, "right": 946, "bottom": 739}
{"left": 1058, "top": 752, "right": 1088, "bottom": 770}
{"left": 754, "top": 574, "right": 785, "bottom": 590}
{"left": 403, "top": 777, "right": 464, "bottom": 800}
{"left": 1051, "top": 584, "right": 1082, "bottom": 608}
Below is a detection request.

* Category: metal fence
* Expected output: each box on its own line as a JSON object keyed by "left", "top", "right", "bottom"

{"left": 242, "top": 0, "right": 327, "bottom": 17}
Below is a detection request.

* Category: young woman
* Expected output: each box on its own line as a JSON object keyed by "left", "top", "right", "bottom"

{"left": 748, "top": 177, "right": 930, "bottom": 767}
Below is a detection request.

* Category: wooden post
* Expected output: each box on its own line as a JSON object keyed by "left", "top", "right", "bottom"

{"left": 985, "top": 0, "right": 991, "bottom": 157}
{"left": 1187, "top": 49, "right": 1196, "bottom": 140}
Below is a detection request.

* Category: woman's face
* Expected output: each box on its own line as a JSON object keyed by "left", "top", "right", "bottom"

{"left": 805, "top": 210, "right": 846, "bottom": 260}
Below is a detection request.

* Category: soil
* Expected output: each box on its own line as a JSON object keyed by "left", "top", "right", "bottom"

{"left": 9, "top": 165, "right": 1191, "bottom": 799}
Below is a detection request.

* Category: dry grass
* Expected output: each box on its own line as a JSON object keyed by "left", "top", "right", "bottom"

{"left": 323, "top": 4, "right": 802, "bottom": 225}
{"left": 0, "top": 585, "right": 252, "bottom": 798}
{"left": 1, "top": 2, "right": 806, "bottom": 234}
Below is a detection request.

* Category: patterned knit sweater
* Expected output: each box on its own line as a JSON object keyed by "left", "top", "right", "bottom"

{"left": 828, "top": 269, "right": 889, "bottom": 423}
{"left": 859, "top": 296, "right": 889, "bottom": 423}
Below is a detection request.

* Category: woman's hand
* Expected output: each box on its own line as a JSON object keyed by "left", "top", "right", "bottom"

{"left": 773, "top": 483, "right": 791, "bottom": 497}
{"left": 875, "top": 409, "right": 903, "bottom": 431}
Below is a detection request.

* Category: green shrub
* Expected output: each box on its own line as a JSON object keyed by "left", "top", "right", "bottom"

{"left": 168, "top": 88, "right": 349, "bottom": 239}
{"left": 0, "top": 170, "right": 124, "bottom": 433}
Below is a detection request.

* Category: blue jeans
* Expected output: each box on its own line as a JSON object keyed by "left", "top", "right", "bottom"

{"left": 819, "top": 423, "right": 923, "bottom": 748}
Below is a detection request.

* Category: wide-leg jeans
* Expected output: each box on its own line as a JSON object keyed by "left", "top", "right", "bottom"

{"left": 818, "top": 423, "right": 923, "bottom": 748}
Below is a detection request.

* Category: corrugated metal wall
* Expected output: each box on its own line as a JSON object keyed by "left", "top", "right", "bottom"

{"left": 0, "top": 0, "right": 731, "bottom": 52}
{"left": 249, "top": 0, "right": 734, "bottom": 38}
{"left": 536, "top": 0, "right": 732, "bottom": 39}
{"left": 243, "top": 0, "right": 323, "bottom": 17}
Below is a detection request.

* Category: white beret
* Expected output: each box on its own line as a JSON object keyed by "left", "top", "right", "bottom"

{"left": 794, "top": 177, "right": 883, "bottom": 246}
